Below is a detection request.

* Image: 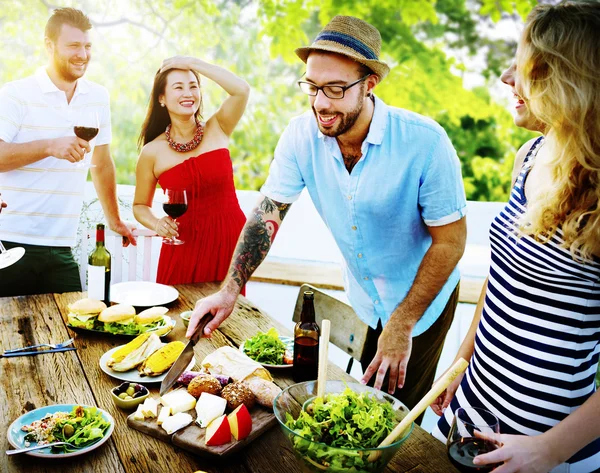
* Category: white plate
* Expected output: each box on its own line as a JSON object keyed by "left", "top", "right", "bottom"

{"left": 110, "top": 281, "right": 179, "bottom": 307}
{"left": 239, "top": 336, "right": 294, "bottom": 369}
{"left": 7, "top": 404, "right": 114, "bottom": 458}
{"left": 99, "top": 345, "right": 195, "bottom": 384}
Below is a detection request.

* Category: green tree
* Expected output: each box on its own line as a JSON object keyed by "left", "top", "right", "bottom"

{"left": 0, "top": 0, "right": 539, "bottom": 201}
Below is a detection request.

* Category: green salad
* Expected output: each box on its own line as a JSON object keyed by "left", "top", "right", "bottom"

{"left": 243, "top": 327, "right": 286, "bottom": 365}
{"left": 22, "top": 405, "right": 111, "bottom": 453}
{"left": 285, "top": 388, "right": 397, "bottom": 472}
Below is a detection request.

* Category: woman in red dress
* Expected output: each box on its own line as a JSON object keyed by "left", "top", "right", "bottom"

{"left": 133, "top": 56, "right": 249, "bottom": 287}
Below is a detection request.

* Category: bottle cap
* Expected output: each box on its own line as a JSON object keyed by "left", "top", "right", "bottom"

{"left": 303, "top": 291, "right": 314, "bottom": 300}
{"left": 96, "top": 223, "right": 105, "bottom": 242}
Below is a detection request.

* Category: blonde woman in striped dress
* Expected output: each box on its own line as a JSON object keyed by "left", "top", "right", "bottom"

{"left": 432, "top": 2, "right": 600, "bottom": 472}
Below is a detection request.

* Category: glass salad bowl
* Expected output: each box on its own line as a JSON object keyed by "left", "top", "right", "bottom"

{"left": 273, "top": 380, "right": 413, "bottom": 473}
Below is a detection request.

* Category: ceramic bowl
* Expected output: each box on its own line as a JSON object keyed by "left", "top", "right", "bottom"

{"left": 180, "top": 310, "right": 193, "bottom": 328}
{"left": 111, "top": 382, "right": 149, "bottom": 410}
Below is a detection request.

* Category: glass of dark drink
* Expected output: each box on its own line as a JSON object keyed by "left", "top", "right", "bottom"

{"left": 447, "top": 407, "right": 501, "bottom": 472}
{"left": 73, "top": 108, "right": 99, "bottom": 168}
{"left": 162, "top": 188, "right": 188, "bottom": 245}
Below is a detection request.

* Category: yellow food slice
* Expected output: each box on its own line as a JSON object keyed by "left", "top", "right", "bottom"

{"left": 139, "top": 341, "right": 186, "bottom": 376}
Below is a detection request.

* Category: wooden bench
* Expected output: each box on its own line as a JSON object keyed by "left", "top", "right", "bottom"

{"left": 251, "top": 257, "right": 485, "bottom": 304}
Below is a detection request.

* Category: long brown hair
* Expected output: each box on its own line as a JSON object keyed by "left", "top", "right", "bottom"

{"left": 137, "top": 68, "right": 203, "bottom": 149}
{"left": 517, "top": 1, "right": 600, "bottom": 261}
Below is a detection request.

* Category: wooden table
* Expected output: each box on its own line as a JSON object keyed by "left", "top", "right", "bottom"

{"left": 0, "top": 283, "right": 458, "bottom": 473}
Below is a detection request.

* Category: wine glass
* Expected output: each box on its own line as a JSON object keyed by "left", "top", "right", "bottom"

{"left": 0, "top": 241, "right": 25, "bottom": 270}
{"left": 162, "top": 188, "right": 188, "bottom": 245}
{"left": 73, "top": 107, "right": 99, "bottom": 169}
{"left": 0, "top": 202, "right": 25, "bottom": 269}
{"left": 447, "top": 407, "right": 501, "bottom": 472}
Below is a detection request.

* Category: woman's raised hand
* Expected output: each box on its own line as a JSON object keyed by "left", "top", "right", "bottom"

{"left": 160, "top": 56, "right": 200, "bottom": 73}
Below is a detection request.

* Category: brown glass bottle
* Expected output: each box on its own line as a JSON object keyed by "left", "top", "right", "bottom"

{"left": 293, "top": 291, "right": 320, "bottom": 382}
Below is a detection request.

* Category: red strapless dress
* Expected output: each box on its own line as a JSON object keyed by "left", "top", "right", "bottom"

{"left": 156, "top": 148, "right": 246, "bottom": 288}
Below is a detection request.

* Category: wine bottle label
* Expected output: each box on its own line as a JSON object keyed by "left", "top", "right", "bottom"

{"left": 88, "top": 264, "right": 105, "bottom": 300}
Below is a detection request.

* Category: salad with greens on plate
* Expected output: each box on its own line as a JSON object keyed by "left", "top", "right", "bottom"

{"left": 242, "top": 328, "right": 292, "bottom": 366}
{"left": 21, "top": 405, "right": 111, "bottom": 453}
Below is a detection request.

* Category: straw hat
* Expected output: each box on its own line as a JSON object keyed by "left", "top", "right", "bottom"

{"left": 295, "top": 15, "right": 390, "bottom": 80}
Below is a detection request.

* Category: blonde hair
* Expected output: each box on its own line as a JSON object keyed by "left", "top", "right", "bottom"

{"left": 517, "top": 1, "right": 600, "bottom": 261}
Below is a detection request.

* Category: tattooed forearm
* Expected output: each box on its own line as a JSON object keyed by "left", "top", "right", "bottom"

{"left": 259, "top": 197, "right": 291, "bottom": 221}
{"left": 227, "top": 197, "right": 292, "bottom": 290}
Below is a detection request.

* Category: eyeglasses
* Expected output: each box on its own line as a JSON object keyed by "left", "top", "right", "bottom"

{"left": 297, "top": 74, "right": 371, "bottom": 99}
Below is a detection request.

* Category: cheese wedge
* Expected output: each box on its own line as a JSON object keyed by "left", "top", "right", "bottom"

{"left": 141, "top": 397, "right": 159, "bottom": 418}
{"left": 160, "top": 389, "right": 196, "bottom": 414}
{"left": 133, "top": 404, "right": 145, "bottom": 420}
{"left": 195, "top": 392, "right": 227, "bottom": 428}
{"left": 162, "top": 412, "right": 193, "bottom": 434}
{"left": 157, "top": 405, "right": 172, "bottom": 426}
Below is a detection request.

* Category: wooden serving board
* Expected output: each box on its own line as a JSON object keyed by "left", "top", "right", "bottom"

{"left": 127, "top": 402, "right": 277, "bottom": 457}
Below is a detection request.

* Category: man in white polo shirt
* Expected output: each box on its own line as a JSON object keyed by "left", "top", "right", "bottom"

{"left": 0, "top": 8, "right": 135, "bottom": 295}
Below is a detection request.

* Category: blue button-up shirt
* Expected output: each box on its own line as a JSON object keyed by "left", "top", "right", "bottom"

{"left": 261, "top": 96, "right": 466, "bottom": 336}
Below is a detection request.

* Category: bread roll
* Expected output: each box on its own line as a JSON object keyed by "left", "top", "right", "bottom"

{"left": 241, "top": 376, "right": 281, "bottom": 409}
{"left": 221, "top": 382, "right": 255, "bottom": 410}
{"left": 135, "top": 306, "right": 168, "bottom": 324}
{"left": 187, "top": 374, "right": 222, "bottom": 398}
{"left": 98, "top": 304, "right": 136, "bottom": 323}
{"left": 68, "top": 298, "right": 106, "bottom": 315}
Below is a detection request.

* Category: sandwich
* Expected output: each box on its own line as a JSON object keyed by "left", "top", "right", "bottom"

{"left": 135, "top": 306, "right": 171, "bottom": 332}
{"left": 67, "top": 298, "right": 107, "bottom": 330}
{"left": 98, "top": 304, "right": 137, "bottom": 335}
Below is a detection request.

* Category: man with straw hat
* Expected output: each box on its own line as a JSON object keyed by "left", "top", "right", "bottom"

{"left": 186, "top": 15, "right": 467, "bottom": 418}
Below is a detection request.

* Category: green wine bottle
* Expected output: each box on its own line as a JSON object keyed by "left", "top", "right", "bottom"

{"left": 88, "top": 223, "right": 111, "bottom": 305}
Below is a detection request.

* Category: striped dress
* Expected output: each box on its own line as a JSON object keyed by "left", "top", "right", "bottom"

{"left": 433, "top": 137, "right": 600, "bottom": 473}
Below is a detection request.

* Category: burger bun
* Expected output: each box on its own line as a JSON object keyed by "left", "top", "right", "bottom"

{"left": 67, "top": 298, "right": 107, "bottom": 315}
{"left": 135, "top": 306, "right": 168, "bottom": 325}
{"left": 98, "top": 304, "right": 136, "bottom": 323}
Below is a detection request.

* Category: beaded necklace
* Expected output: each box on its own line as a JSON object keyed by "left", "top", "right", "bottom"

{"left": 165, "top": 120, "right": 204, "bottom": 152}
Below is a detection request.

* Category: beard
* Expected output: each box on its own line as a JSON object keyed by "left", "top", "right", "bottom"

{"left": 312, "top": 88, "right": 365, "bottom": 138}
{"left": 53, "top": 51, "right": 87, "bottom": 82}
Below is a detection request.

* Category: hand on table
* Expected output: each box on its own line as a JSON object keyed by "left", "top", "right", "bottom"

{"left": 110, "top": 220, "right": 137, "bottom": 247}
{"left": 186, "top": 289, "right": 238, "bottom": 338}
{"left": 473, "top": 432, "right": 557, "bottom": 473}
{"left": 48, "top": 136, "right": 90, "bottom": 163}
{"left": 430, "top": 370, "right": 465, "bottom": 416}
{"left": 361, "top": 320, "right": 413, "bottom": 394}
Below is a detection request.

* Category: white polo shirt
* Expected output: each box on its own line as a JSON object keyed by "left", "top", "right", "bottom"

{"left": 0, "top": 68, "right": 111, "bottom": 247}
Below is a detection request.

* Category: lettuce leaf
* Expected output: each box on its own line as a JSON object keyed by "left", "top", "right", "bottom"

{"left": 51, "top": 406, "right": 111, "bottom": 453}
{"left": 243, "top": 327, "right": 285, "bottom": 365}
{"left": 67, "top": 317, "right": 96, "bottom": 330}
{"left": 285, "top": 388, "right": 397, "bottom": 472}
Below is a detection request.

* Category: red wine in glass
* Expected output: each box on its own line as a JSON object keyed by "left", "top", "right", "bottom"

{"left": 162, "top": 203, "right": 188, "bottom": 218}
{"left": 73, "top": 108, "right": 100, "bottom": 168}
{"left": 447, "top": 437, "right": 498, "bottom": 472}
{"left": 74, "top": 126, "right": 99, "bottom": 141}
{"left": 162, "top": 189, "right": 188, "bottom": 245}
{"left": 447, "top": 407, "right": 501, "bottom": 473}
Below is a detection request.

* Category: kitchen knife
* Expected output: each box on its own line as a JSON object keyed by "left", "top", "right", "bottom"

{"left": 159, "top": 313, "right": 213, "bottom": 396}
